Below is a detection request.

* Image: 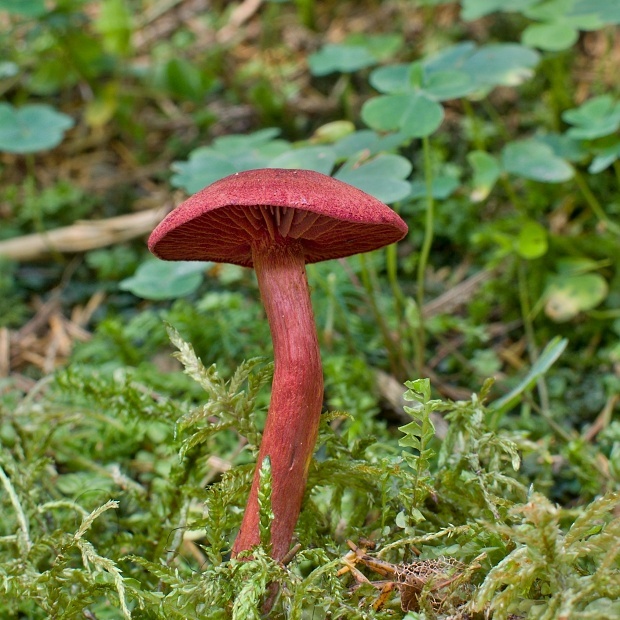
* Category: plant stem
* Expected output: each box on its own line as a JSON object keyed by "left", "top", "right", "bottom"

{"left": 462, "top": 99, "right": 485, "bottom": 151}
{"left": 500, "top": 174, "right": 525, "bottom": 213}
{"left": 517, "top": 259, "right": 550, "bottom": 416}
{"left": 359, "top": 253, "right": 405, "bottom": 375}
{"left": 386, "top": 243, "right": 406, "bottom": 319}
{"left": 415, "top": 136, "right": 435, "bottom": 375}
{"left": 573, "top": 170, "right": 620, "bottom": 235}
{"left": 0, "top": 465, "right": 31, "bottom": 555}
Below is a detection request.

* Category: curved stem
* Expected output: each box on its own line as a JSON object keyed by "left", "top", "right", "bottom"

{"left": 415, "top": 135, "right": 435, "bottom": 375}
{"left": 232, "top": 241, "right": 323, "bottom": 561}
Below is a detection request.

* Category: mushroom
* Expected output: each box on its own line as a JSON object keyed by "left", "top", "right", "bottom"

{"left": 148, "top": 168, "right": 407, "bottom": 561}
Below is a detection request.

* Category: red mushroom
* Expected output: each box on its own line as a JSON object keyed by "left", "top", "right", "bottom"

{"left": 149, "top": 168, "right": 407, "bottom": 561}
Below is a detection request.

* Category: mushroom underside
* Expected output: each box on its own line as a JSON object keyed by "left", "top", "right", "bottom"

{"left": 151, "top": 205, "right": 403, "bottom": 266}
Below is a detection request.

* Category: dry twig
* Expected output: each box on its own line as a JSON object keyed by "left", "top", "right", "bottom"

{"left": 0, "top": 207, "right": 168, "bottom": 262}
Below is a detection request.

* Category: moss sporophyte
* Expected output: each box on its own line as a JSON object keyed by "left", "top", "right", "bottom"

{"left": 149, "top": 168, "right": 407, "bottom": 561}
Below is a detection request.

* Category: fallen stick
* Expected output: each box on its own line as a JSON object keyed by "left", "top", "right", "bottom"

{"left": 0, "top": 207, "right": 169, "bottom": 261}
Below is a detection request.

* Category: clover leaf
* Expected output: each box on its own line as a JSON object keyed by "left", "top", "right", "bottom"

{"left": 461, "top": 0, "right": 539, "bottom": 20}
{"left": 309, "top": 34, "right": 402, "bottom": 76}
{"left": 309, "top": 45, "right": 377, "bottom": 76}
{"left": 335, "top": 154, "right": 412, "bottom": 204}
{"left": 562, "top": 96, "right": 620, "bottom": 140}
{"left": 502, "top": 139, "right": 574, "bottom": 183}
{"left": 567, "top": 0, "right": 620, "bottom": 24}
{"left": 545, "top": 273, "right": 608, "bottom": 322}
{"left": 171, "top": 129, "right": 290, "bottom": 193}
{"left": 269, "top": 146, "right": 337, "bottom": 175}
{"left": 0, "top": 103, "right": 74, "bottom": 154}
{"left": 120, "top": 260, "right": 211, "bottom": 300}
{"left": 361, "top": 92, "right": 444, "bottom": 138}
{"left": 0, "top": 0, "right": 46, "bottom": 16}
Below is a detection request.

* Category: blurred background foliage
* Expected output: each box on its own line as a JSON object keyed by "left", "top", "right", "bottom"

{"left": 0, "top": 0, "right": 619, "bottom": 618}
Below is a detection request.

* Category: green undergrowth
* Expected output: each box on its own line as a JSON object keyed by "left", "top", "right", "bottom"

{"left": 1, "top": 326, "right": 618, "bottom": 619}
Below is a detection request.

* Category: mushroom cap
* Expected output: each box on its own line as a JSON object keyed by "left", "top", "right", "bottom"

{"left": 149, "top": 168, "right": 408, "bottom": 267}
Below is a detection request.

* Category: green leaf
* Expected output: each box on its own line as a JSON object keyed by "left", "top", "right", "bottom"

{"left": 269, "top": 145, "right": 336, "bottom": 175}
{"left": 422, "top": 69, "right": 476, "bottom": 100}
{"left": 257, "top": 456, "right": 274, "bottom": 552}
{"left": 335, "top": 154, "right": 412, "bottom": 203}
{"left": 332, "top": 130, "right": 409, "bottom": 159}
{"left": 423, "top": 42, "right": 476, "bottom": 73}
{"left": 311, "top": 120, "right": 356, "bottom": 144}
{"left": 409, "top": 176, "right": 459, "bottom": 200}
{"left": 369, "top": 63, "right": 411, "bottom": 94}
{"left": 309, "top": 34, "right": 402, "bottom": 76}
{"left": 491, "top": 337, "right": 568, "bottom": 413}
{"left": 170, "top": 129, "right": 290, "bottom": 192}
{"left": 535, "top": 133, "right": 587, "bottom": 162}
{"left": 0, "top": 103, "right": 74, "bottom": 153}
{"left": 545, "top": 273, "right": 608, "bottom": 322}
{"left": 501, "top": 139, "right": 574, "bottom": 182}
{"left": 461, "top": 44, "right": 540, "bottom": 87}
{"left": 521, "top": 22, "right": 579, "bottom": 51}
{"left": 94, "top": 0, "right": 133, "bottom": 56}
{"left": 515, "top": 220, "right": 548, "bottom": 260}
{"left": 370, "top": 63, "right": 475, "bottom": 100}
{"left": 361, "top": 92, "right": 444, "bottom": 138}
{"left": 567, "top": 0, "right": 620, "bottom": 24}
{"left": 0, "top": 61, "right": 18, "bottom": 78}
{"left": 308, "top": 44, "right": 377, "bottom": 76}
{"left": 119, "top": 260, "right": 210, "bottom": 300}
{"left": 562, "top": 95, "right": 620, "bottom": 140}
{"left": 589, "top": 140, "right": 620, "bottom": 173}
{"left": 0, "top": 0, "right": 46, "bottom": 16}
{"left": 468, "top": 150, "right": 501, "bottom": 201}
{"left": 345, "top": 33, "right": 403, "bottom": 61}
{"left": 171, "top": 151, "right": 239, "bottom": 193}
{"left": 461, "top": 0, "right": 539, "bottom": 20}
{"left": 153, "top": 57, "right": 205, "bottom": 101}
{"left": 213, "top": 128, "right": 283, "bottom": 154}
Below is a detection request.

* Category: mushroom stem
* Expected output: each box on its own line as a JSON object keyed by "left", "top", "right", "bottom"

{"left": 232, "top": 240, "right": 323, "bottom": 561}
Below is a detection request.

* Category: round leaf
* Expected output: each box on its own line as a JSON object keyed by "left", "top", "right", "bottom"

{"left": 522, "top": 22, "right": 579, "bottom": 51}
{"left": 335, "top": 154, "right": 412, "bottom": 203}
{"left": 409, "top": 176, "right": 459, "bottom": 200}
{"left": 467, "top": 150, "right": 501, "bottom": 201}
{"left": 589, "top": 141, "right": 620, "bottom": 174}
{"left": 346, "top": 33, "right": 403, "bottom": 61}
{"left": 269, "top": 146, "right": 336, "bottom": 175}
{"left": 516, "top": 220, "right": 548, "bottom": 259}
{"left": 311, "top": 121, "right": 355, "bottom": 144}
{"left": 171, "top": 151, "right": 238, "bottom": 193}
{"left": 545, "top": 273, "right": 608, "bottom": 322}
{"left": 502, "top": 140, "right": 574, "bottom": 183}
{"left": 535, "top": 133, "right": 587, "bottom": 163}
{"left": 369, "top": 64, "right": 411, "bottom": 94}
{"left": 332, "top": 130, "right": 408, "bottom": 160}
{"left": 422, "top": 69, "right": 476, "bottom": 100}
{"left": 461, "top": 0, "right": 539, "bottom": 20}
{"left": 0, "top": 0, "right": 46, "bottom": 16}
{"left": 120, "top": 261, "right": 211, "bottom": 300}
{"left": 308, "top": 44, "right": 377, "bottom": 76}
{"left": 0, "top": 61, "right": 18, "bottom": 78}
{"left": 361, "top": 93, "right": 444, "bottom": 138}
{"left": 0, "top": 103, "right": 74, "bottom": 154}
{"left": 461, "top": 44, "right": 540, "bottom": 87}
{"left": 423, "top": 42, "right": 477, "bottom": 74}
{"left": 567, "top": 0, "right": 620, "bottom": 24}
{"left": 562, "top": 95, "right": 620, "bottom": 140}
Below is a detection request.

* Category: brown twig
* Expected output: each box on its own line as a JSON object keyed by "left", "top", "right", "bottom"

{"left": 0, "top": 207, "right": 168, "bottom": 262}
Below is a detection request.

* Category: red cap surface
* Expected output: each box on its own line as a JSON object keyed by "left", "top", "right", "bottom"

{"left": 149, "top": 168, "right": 408, "bottom": 267}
